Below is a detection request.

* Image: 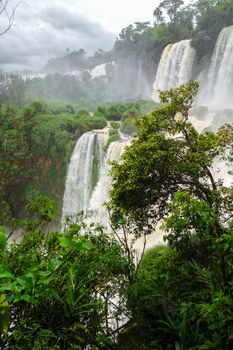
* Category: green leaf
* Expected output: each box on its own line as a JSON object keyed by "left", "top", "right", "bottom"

{"left": 74, "top": 322, "right": 88, "bottom": 330}
{"left": 17, "top": 272, "right": 35, "bottom": 287}
{"left": 0, "top": 294, "right": 10, "bottom": 336}
{"left": 59, "top": 236, "right": 72, "bottom": 248}
{"left": 20, "top": 294, "right": 32, "bottom": 302}
{"left": 175, "top": 342, "right": 182, "bottom": 350}
{"left": 81, "top": 241, "right": 94, "bottom": 251}
{"left": 0, "top": 271, "right": 14, "bottom": 279}
{"left": 38, "top": 275, "right": 54, "bottom": 285}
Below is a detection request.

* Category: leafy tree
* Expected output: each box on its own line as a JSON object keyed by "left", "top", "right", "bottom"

{"left": 109, "top": 82, "right": 233, "bottom": 349}
{"left": 0, "top": 211, "right": 132, "bottom": 349}
{"left": 120, "top": 118, "right": 138, "bottom": 135}
{"left": 109, "top": 81, "right": 231, "bottom": 238}
{"left": 154, "top": 0, "right": 185, "bottom": 24}
{"left": 124, "top": 228, "right": 233, "bottom": 349}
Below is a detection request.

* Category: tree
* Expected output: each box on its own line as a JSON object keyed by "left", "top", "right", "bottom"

{"left": 109, "top": 82, "right": 233, "bottom": 349}
{"left": 109, "top": 81, "right": 232, "bottom": 239}
{"left": 154, "top": 0, "right": 185, "bottom": 23}
{"left": 0, "top": 211, "right": 132, "bottom": 349}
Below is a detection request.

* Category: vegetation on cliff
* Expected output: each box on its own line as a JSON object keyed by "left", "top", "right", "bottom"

{"left": 0, "top": 98, "right": 157, "bottom": 224}
{"left": 0, "top": 101, "right": 107, "bottom": 224}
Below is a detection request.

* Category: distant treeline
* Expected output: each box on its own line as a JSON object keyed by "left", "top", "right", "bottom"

{"left": 2, "top": 0, "right": 232, "bottom": 107}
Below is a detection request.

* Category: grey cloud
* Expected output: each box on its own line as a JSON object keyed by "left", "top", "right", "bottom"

{"left": 0, "top": 2, "right": 115, "bottom": 71}
{"left": 41, "top": 5, "right": 106, "bottom": 38}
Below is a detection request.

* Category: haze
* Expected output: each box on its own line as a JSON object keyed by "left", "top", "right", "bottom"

{"left": 0, "top": 0, "right": 156, "bottom": 71}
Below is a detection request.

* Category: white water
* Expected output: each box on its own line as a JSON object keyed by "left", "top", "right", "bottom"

{"left": 20, "top": 73, "right": 47, "bottom": 81}
{"left": 136, "top": 58, "right": 143, "bottom": 97}
{"left": 89, "top": 139, "right": 130, "bottom": 228}
{"left": 62, "top": 129, "right": 108, "bottom": 221}
{"left": 89, "top": 61, "right": 115, "bottom": 79}
{"left": 152, "top": 40, "right": 196, "bottom": 102}
{"left": 189, "top": 112, "right": 215, "bottom": 132}
{"left": 205, "top": 26, "right": 233, "bottom": 108}
{"left": 189, "top": 111, "right": 233, "bottom": 188}
{"left": 62, "top": 129, "right": 130, "bottom": 228}
{"left": 90, "top": 63, "right": 106, "bottom": 78}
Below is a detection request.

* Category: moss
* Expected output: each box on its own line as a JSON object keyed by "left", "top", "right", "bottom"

{"left": 104, "top": 129, "right": 120, "bottom": 151}
{"left": 91, "top": 135, "right": 102, "bottom": 192}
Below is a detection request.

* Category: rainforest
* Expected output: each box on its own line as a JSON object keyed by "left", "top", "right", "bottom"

{"left": 0, "top": 0, "right": 233, "bottom": 349}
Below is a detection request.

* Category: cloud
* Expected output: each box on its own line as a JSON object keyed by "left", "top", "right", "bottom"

{"left": 0, "top": 2, "right": 116, "bottom": 71}
{"left": 41, "top": 5, "right": 107, "bottom": 38}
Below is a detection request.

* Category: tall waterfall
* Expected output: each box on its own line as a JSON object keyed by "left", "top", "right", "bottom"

{"left": 62, "top": 129, "right": 130, "bottom": 227}
{"left": 136, "top": 58, "right": 143, "bottom": 96}
{"left": 62, "top": 129, "right": 108, "bottom": 220}
{"left": 89, "top": 139, "right": 130, "bottom": 228}
{"left": 152, "top": 40, "right": 196, "bottom": 102}
{"left": 206, "top": 26, "right": 233, "bottom": 107}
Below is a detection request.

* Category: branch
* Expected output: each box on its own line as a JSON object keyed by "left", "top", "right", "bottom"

{"left": 0, "top": 1, "right": 24, "bottom": 36}
{"left": 135, "top": 233, "right": 148, "bottom": 276}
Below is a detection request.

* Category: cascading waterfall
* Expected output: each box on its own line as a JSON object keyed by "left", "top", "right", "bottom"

{"left": 206, "top": 25, "right": 233, "bottom": 107}
{"left": 89, "top": 139, "right": 130, "bottom": 228}
{"left": 90, "top": 63, "right": 107, "bottom": 78}
{"left": 136, "top": 58, "right": 143, "bottom": 96}
{"left": 61, "top": 129, "right": 170, "bottom": 252}
{"left": 62, "top": 129, "right": 108, "bottom": 221}
{"left": 62, "top": 128, "right": 130, "bottom": 228}
{"left": 152, "top": 40, "right": 196, "bottom": 102}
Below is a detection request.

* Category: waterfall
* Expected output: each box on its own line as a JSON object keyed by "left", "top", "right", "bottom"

{"left": 90, "top": 63, "right": 107, "bottom": 78}
{"left": 152, "top": 40, "right": 196, "bottom": 102}
{"left": 61, "top": 129, "right": 166, "bottom": 255}
{"left": 89, "top": 139, "right": 130, "bottom": 228}
{"left": 62, "top": 129, "right": 108, "bottom": 221}
{"left": 206, "top": 25, "right": 233, "bottom": 108}
{"left": 62, "top": 128, "right": 130, "bottom": 228}
{"left": 136, "top": 58, "right": 143, "bottom": 97}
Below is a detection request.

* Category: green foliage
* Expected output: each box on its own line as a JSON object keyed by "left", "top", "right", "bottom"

{"left": 31, "top": 114, "right": 76, "bottom": 159}
{"left": 95, "top": 100, "right": 158, "bottom": 121}
{"left": 104, "top": 128, "right": 120, "bottom": 151}
{"left": 0, "top": 96, "right": 144, "bottom": 225}
{"left": 120, "top": 118, "right": 138, "bottom": 135}
{"left": 192, "top": 0, "right": 233, "bottom": 58}
{"left": 26, "top": 195, "right": 56, "bottom": 226}
{"left": 47, "top": 99, "right": 80, "bottom": 114}
{"left": 76, "top": 109, "right": 89, "bottom": 118}
{"left": 125, "top": 233, "right": 233, "bottom": 349}
{"left": 91, "top": 138, "right": 102, "bottom": 192}
{"left": 1, "top": 80, "right": 233, "bottom": 349}
{"left": 22, "top": 100, "right": 49, "bottom": 119}
{"left": 0, "top": 228, "right": 6, "bottom": 252}
{"left": 163, "top": 192, "right": 217, "bottom": 248}
{"left": 0, "top": 215, "right": 131, "bottom": 349}
{"left": 95, "top": 103, "right": 124, "bottom": 121}
{"left": 75, "top": 115, "right": 107, "bottom": 136}
{"left": 0, "top": 100, "right": 108, "bottom": 224}
{"left": 109, "top": 81, "right": 217, "bottom": 235}
{"left": 0, "top": 294, "right": 10, "bottom": 339}
{"left": 109, "top": 82, "right": 233, "bottom": 349}
{"left": 110, "top": 121, "right": 120, "bottom": 130}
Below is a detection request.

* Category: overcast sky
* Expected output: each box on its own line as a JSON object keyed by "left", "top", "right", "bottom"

{"left": 0, "top": 0, "right": 157, "bottom": 72}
